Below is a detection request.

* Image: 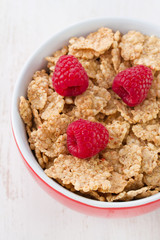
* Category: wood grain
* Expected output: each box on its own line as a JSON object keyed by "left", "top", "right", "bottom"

{"left": 0, "top": 0, "right": 160, "bottom": 239}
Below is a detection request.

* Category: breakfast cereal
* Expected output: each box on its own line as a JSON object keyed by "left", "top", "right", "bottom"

{"left": 19, "top": 27, "right": 160, "bottom": 202}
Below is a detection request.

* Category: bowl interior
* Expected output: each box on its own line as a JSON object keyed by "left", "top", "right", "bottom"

{"left": 12, "top": 18, "right": 160, "bottom": 208}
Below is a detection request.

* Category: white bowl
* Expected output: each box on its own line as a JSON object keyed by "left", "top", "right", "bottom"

{"left": 11, "top": 18, "right": 160, "bottom": 218}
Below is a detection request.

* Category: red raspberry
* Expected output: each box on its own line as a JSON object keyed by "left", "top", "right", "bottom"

{"left": 52, "top": 55, "right": 89, "bottom": 96}
{"left": 67, "top": 119, "right": 109, "bottom": 159}
{"left": 112, "top": 65, "right": 153, "bottom": 107}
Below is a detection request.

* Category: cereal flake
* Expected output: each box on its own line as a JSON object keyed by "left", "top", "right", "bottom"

{"left": 124, "top": 174, "right": 144, "bottom": 191}
{"left": 40, "top": 92, "right": 64, "bottom": 120}
{"left": 134, "top": 35, "right": 160, "bottom": 70}
{"left": 98, "top": 52, "right": 116, "bottom": 89}
{"left": 45, "top": 154, "right": 112, "bottom": 192}
{"left": 116, "top": 98, "right": 159, "bottom": 124}
{"left": 119, "top": 144, "right": 142, "bottom": 178}
{"left": 34, "top": 115, "right": 70, "bottom": 157}
{"left": 119, "top": 31, "right": 145, "bottom": 61}
{"left": 105, "top": 120, "right": 130, "bottom": 149}
{"left": 79, "top": 59, "right": 100, "bottom": 79}
{"left": 142, "top": 143, "right": 159, "bottom": 174}
{"left": 68, "top": 28, "right": 114, "bottom": 59}
{"left": 102, "top": 149, "right": 123, "bottom": 174}
{"left": 19, "top": 96, "right": 32, "bottom": 127}
{"left": 132, "top": 120, "right": 160, "bottom": 146}
{"left": 74, "top": 84, "right": 111, "bottom": 119}
{"left": 28, "top": 70, "right": 49, "bottom": 110}
{"left": 144, "top": 163, "right": 160, "bottom": 187}
{"left": 106, "top": 172, "right": 128, "bottom": 194}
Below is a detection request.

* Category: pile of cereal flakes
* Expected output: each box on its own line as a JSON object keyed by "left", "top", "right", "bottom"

{"left": 19, "top": 28, "right": 160, "bottom": 202}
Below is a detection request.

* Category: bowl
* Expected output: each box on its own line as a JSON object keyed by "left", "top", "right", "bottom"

{"left": 11, "top": 18, "right": 160, "bottom": 218}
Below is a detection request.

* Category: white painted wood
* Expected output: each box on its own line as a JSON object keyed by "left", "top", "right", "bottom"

{"left": 1, "top": 0, "right": 160, "bottom": 239}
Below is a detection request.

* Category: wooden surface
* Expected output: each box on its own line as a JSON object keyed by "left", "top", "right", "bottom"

{"left": 0, "top": 0, "right": 160, "bottom": 239}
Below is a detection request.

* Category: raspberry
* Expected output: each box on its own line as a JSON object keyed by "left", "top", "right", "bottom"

{"left": 52, "top": 55, "right": 89, "bottom": 96}
{"left": 67, "top": 119, "right": 109, "bottom": 159}
{"left": 112, "top": 65, "right": 153, "bottom": 107}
